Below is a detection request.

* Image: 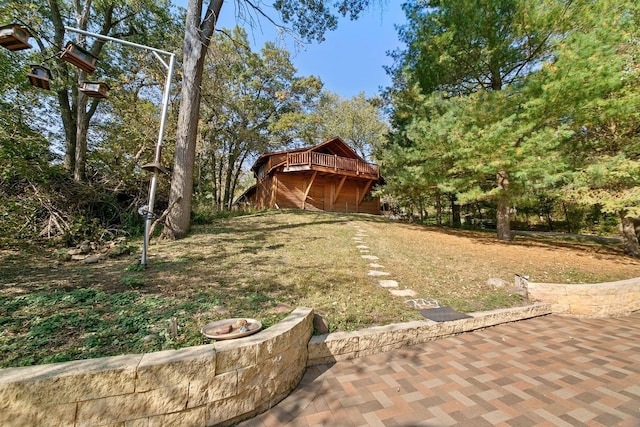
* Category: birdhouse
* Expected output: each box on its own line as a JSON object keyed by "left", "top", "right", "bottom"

{"left": 0, "top": 23, "right": 32, "bottom": 51}
{"left": 60, "top": 42, "right": 97, "bottom": 73}
{"left": 27, "top": 65, "right": 52, "bottom": 90}
{"left": 79, "top": 81, "right": 109, "bottom": 98}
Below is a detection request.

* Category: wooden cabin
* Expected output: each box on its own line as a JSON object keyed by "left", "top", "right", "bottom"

{"left": 240, "top": 137, "right": 381, "bottom": 214}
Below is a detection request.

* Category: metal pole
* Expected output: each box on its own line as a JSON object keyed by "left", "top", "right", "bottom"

{"left": 64, "top": 26, "right": 175, "bottom": 266}
{"left": 142, "top": 53, "right": 175, "bottom": 266}
{"left": 64, "top": 26, "right": 173, "bottom": 56}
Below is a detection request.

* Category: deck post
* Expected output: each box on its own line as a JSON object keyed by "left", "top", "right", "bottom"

{"left": 358, "top": 180, "right": 373, "bottom": 205}
{"left": 302, "top": 170, "right": 317, "bottom": 210}
{"left": 334, "top": 175, "right": 347, "bottom": 205}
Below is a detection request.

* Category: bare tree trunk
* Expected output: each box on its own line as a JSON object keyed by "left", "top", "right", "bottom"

{"left": 163, "top": 0, "right": 223, "bottom": 239}
{"left": 496, "top": 170, "right": 512, "bottom": 241}
{"left": 58, "top": 89, "right": 77, "bottom": 173}
{"left": 229, "top": 149, "right": 250, "bottom": 210}
{"left": 48, "top": 0, "right": 110, "bottom": 180}
{"left": 435, "top": 190, "right": 442, "bottom": 226}
{"left": 74, "top": 88, "right": 89, "bottom": 181}
{"left": 562, "top": 201, "right": 572, "bottom": 233}
{"left": 450, "top": 194, "right": 461, "bottom": 227}
{"left": 620, "top": 213, "right": 640, "bottom": 257}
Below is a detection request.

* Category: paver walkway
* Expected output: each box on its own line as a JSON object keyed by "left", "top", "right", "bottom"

{"left": 239, "top": 313, "right": 640, "bottom": 427}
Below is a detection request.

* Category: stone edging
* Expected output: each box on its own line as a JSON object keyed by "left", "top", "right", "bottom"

{"left": 527, "top": 277, "right": 640, "bottom": 317}
{"left": 307, "top": 303, "right": 552, "bottom": 366}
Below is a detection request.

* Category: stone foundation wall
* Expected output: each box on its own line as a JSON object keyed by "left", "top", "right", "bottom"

{"left": 307, "top": 303, "right": 552, "bottom": 366}
{"left": 0, "top": 307, "right": 314, "bottom": 427}
{"left": 527, "top": 277, "right": 640, "bottom": 317}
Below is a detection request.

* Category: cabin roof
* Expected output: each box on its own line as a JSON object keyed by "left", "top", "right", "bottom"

{"left": 251, "top": 137, "right": 362, "bottom": 173}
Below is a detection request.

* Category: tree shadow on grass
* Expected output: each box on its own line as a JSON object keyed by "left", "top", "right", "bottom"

{"left": 377, "top": 219, "right": 629, "bottom": 259}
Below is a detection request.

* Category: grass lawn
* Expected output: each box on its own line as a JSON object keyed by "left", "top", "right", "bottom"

{"left": 1, "top": 209, "right": 638, "bottom": 368}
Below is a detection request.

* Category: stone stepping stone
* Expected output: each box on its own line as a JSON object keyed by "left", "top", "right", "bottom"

{"left": 352, "top": 237, "right": 363, "bottom": 241}
{"left": 405, "top": 298, "right": 440, "bottom": 309}
{"left": 361, "top": 255, "right": 379, "bottom": 260}
{"left": 379, "top": 280, "right": 399, "bottom": 288}
{"left": 369, "top": 263, "right": 385, "bottom": 268}
{"left": 368, "top": 270, "right": 390, "bottom": 276}
{"left": 356, "top": 245, "right": 369, "bottom": 249}
{"left": 390, "top": 289, "right": 417, "bottom": 297}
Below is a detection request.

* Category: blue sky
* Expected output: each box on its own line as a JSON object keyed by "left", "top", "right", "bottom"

{"left": 173, "top": 1, "right": 406, "bottom": 99}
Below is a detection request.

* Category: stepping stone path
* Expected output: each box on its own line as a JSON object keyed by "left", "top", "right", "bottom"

{"left": 348, "top": 221, "right": 423, "bottom": 304}
{"left": 378, "top": 280, "right": 398, "bottom": 288}
{"left": 368, "top": 270, "right": 390, "bottom": 277}
{"left": 390, "top": 289, "right": 417, "bottom": 297}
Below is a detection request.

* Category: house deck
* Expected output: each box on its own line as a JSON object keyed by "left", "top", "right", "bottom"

{"left": 284, "top": 151, "right": 379, "bottom": 180}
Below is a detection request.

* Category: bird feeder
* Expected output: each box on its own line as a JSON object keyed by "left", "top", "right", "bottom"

{"left": 141, "top": 161, "right": 169, "bottom": 175}
{"left": 27, "top": 65, "right": 52, "bottom": 90}
{"left": 0, "top": 23, "right": 32, "bottom": 51}
{"left": 60, "top": 42, "right": 97, "bottom": 73}
{"left": 79, "top": 81, "right": 109, "bottom": 98}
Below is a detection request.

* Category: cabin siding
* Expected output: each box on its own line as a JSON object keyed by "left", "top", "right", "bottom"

{"left": 252, "top": 172, "right": 379, "bottom": 214}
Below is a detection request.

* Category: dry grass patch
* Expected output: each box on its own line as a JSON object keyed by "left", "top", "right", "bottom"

{"left": 1, "top": 209, "right": 638, "bottom": 367}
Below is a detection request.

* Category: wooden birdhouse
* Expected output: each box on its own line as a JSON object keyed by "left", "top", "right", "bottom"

{"left": 27, "top": 65, "right": 52, "bottom": 90}
{"left": 60, "top": 42, "right": 97, "bottom": 73}
{"left": 0, "top": 23, "right": 32, "bottom": 51}
{"left": 79, "top": 81, "right": 109, "bottom": 98}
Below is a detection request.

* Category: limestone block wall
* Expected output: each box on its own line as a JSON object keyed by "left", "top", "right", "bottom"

{"left": 527, "top": 277, "right": 640, "bottom": 317}
{"left": 0, "top": 307, "right": 314, "bottom": 427}
{"left": 307, "top": 303, "right": 552, "bottom": 366}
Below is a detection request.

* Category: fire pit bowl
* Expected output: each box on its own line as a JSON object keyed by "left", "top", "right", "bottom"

{"left": 200, "top": 318, "right": 262, "bottom": 340}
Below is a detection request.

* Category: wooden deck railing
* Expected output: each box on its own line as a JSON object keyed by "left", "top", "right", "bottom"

{"left": 286, "top": 151, "right": 379, "bottom": 177}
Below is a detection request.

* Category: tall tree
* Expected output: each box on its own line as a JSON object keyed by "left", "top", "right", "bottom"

{"left": 316, "top": 91, "right": 387, "bottom": 160}
{"left": 525, "top": 0, "right": 640, "bottom": 254}
{"left": 385, "top": 0, "right": 640, "bottom": 254}
{"left": 273, "top": 91, "right": 388, "bottom": 160}
{"left": 162, "top": 0, "right": 383, "bottom": 239}
{"left": 162, "top": 0, "right": 221, "bottom": 239}
{"left": 387, "top": 0, "right": 562, "bottom": 240}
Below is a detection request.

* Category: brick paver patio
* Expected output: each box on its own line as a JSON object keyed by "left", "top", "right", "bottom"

{"left": 239, "top": 313, "right": 640, "bottom": 426}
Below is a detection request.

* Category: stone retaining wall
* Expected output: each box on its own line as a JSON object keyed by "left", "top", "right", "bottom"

{"left": 307, "top": 303, "right": 552, "bottom": 366}
{"left": 0, "top": 307, "right": 314, "bottom": 427}
{"left": 527, "top": 277, "right": 640, "bottom": 317}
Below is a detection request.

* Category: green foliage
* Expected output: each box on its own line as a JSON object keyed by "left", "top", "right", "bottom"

{"left": 273, "top": 0, "right": 374, "bottom": 42}
{"left": 276, "top": 91, "right": 388, "bottom": 161}
{"left": 383, "top": 0, "right": 639, "bottom": 246}
{"left": 120, "top": 273, "right": 144, "bottom": 288}
{"left": 196, "top": 27, "right": 323, "bottom": 211}
{"left": 0, "top": 287, "right": 221, "bottom": 367}
{"left": 0, "top": 1, "right": 185, "bottom": 246}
